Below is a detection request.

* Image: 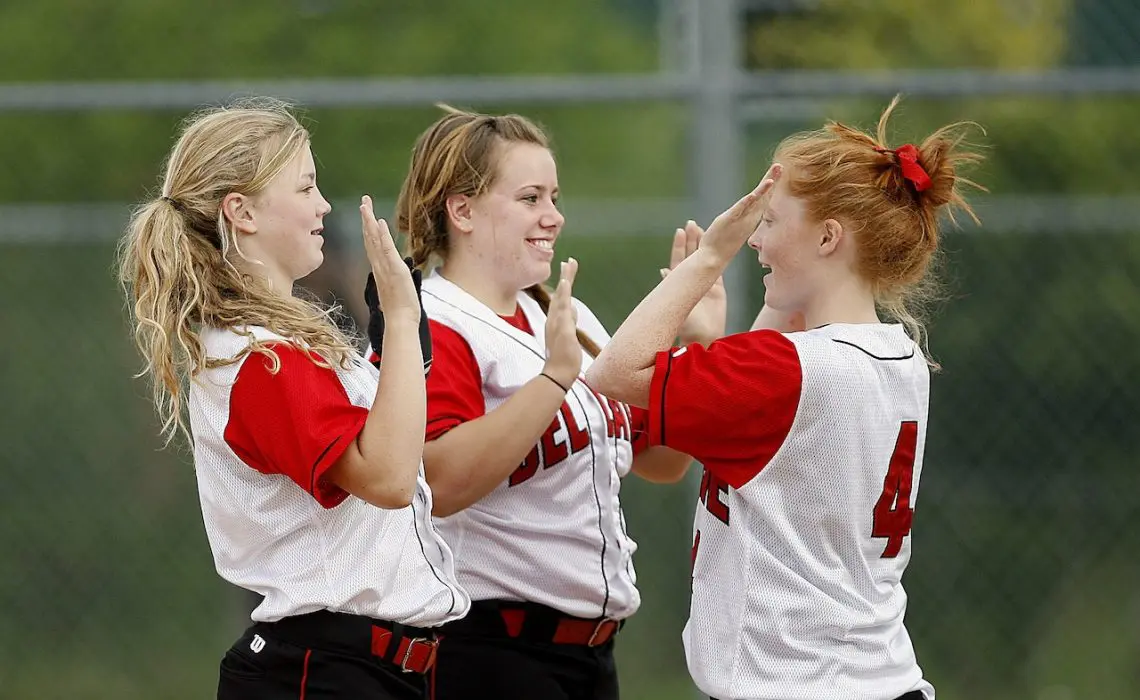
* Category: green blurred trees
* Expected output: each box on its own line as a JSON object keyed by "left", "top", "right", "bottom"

{"left": 744, "top": 0, "right": 1140, "bottom": 194}
{"left": 4, "top": 2, "right": 1140, "bottom": 699}
{"left": 0, "top": 0, "right": 685, "bottom": 202}
{"left": 745, "top": 0, "right": 1069, "bottom": 70}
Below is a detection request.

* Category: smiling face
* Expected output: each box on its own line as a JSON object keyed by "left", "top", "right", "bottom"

{"left": 228, "top": 142, "right": 332, "bottom": 292}
{"left": 465, "top": 142, "right": 565, "bottom": 291}
{"left": 747, "top": 176, "right": 825, "bottom": 314}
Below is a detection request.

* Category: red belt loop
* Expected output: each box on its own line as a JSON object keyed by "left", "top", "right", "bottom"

{"left": 500, "top": 608, "right": 525, "bottom": 638}
{"left": 370, "top": 626, "right": 393, "bottom": 658}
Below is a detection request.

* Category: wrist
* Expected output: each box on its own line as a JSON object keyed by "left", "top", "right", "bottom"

{"left": 693, "top": 246, "right": 733, "bottom": 272}
{"left": 381, "top": 310, "right": 421, "bottom": 329}
{"left": 540, "top": 364, "right": 578, "bottom": 390}
{"left": 537, "top": 372, "right": 571, "bottom": 394}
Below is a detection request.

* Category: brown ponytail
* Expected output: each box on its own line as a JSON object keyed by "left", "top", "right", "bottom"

{"left": 525, "top": 285, "right": 603, "bottom": 358}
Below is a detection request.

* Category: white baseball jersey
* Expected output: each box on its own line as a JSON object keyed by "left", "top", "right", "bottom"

{"left": 648, "top": 323, "right": 934, "bottom": 700}
{"left": 188, "top": 325, "right": 470, "bottom": 627}
{"left": 419, "top": 270, "right": 645, "bottom": 620}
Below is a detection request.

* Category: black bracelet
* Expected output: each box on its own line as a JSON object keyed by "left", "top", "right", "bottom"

{"left": 539, "top": 372, "right": 571, "bottom": 393}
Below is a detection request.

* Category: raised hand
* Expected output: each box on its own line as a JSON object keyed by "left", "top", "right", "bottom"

{"left": 700, "top": 163, "right": 782, "bottom": 264}
{"left": 662, "top": 221, "right": 726, "bottom": 346}
{"left": 364, "top": 257, "right": 432, "bottom": 375}
{"left": 541, "top": 258, "right": 583, "bottom": 390}
{"left": 360, "top": 195, "right": 419, "bottom": 324}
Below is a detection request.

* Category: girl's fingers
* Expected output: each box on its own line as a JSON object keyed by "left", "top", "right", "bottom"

{"left": 670, "top": 228, "right": 686, "bottom": 269}
{"left": 684, "top": 221, "right": 700, "bottom": 257}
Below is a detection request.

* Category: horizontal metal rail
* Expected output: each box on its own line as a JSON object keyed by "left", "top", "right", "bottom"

{"left": 2, "top": 69, "right": 1139, "bottom": 112}
{"left": 2, "top": 195, "right": 1135, "bottom": 243}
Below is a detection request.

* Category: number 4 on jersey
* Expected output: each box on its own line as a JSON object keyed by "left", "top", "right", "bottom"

{"left": 871, "top": 421, "right": 919, "bottom": 558}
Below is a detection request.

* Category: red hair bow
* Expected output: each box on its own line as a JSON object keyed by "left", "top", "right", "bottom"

{"left": 880, "top": 143, "right": 932, "bottom": 192}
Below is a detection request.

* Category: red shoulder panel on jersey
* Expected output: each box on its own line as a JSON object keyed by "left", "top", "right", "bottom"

{"left": 425, "top": 320, "right": 486, "bottom": 442}
{"left": 647, "top": 330, "right": 802, "bottom": 489}
{"left": 224, "top": 343, "right": 369, "bottom": 508}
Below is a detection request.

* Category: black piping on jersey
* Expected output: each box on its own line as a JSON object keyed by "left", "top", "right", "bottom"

{"left": 423, "top": 289, "right": 552, "bottom": 362}
{"left": 312, "top": 435, "right": 460, "bottom": 614}
{"left": 308, "top": 438, "right": 459, "bottom": 614}
{"left": 409, "top": 488, "right": 461, "bottom": 615}
{"left": 610, "top": 402, "right": 636, "bottom": 582}
{"left": 310, "top": 436, "right": 343, "bottom": 496}
{"left": 565, "top": 382, "right": 611, "bottom": 617}
{"left": 424, "top": 289, "right": 613, "bottom": 617}
{"left": 657, "top": 351, "right": 675, "bottom": 447}
{"left": 831, "top": 338, "right": 915, "bottom": 361}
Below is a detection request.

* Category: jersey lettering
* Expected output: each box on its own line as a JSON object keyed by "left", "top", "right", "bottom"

{"left": 509, "top": 443, "right": 542, "bottom": 487}
{"left": 692, "top": 468, "right": 729, "bottom": 573}
{"left": 559, "top": 403, "right": 590, "bottom": 452}
{"left": 508, "top": 396, "right": 634, "bottom": 487}
{"left": 585, "top": 386, "right": 631, "bottom": 441}
{"left": 871, "top": 421, "right": 919, "bottom": 558}
{"left": 607, "top": 398, "right": 631, "bottom": 441}
{"left": 698, "top": 468, "right": 731, "bottom": 525}
{"left": 540, "top": 413, "right": 570, "bottom": 468}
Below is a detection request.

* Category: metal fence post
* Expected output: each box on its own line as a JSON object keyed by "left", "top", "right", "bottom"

{"left": 688, "top": 0, "right": 751, "bottom": 334}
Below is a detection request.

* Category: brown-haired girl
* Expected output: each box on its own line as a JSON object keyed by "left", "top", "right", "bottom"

{"left": 368, "top": 106, "right": 710, "bottom": 700}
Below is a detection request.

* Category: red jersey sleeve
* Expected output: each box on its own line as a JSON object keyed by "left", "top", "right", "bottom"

{"left": 425, "top": 320, "right": 486, "bottom": 441}
{"left": 224, "top": 343, "right": 369, "bottom": 508}
{"left": 647, "top": 330, "right": 802, "bottom": 489}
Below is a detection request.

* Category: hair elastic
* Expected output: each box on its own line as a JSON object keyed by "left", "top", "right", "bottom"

{"left": 875, "top": 144, "right": 932, "bottom": 192}
{"left": 161, "top": 195, "right": 188, "bottom": 213}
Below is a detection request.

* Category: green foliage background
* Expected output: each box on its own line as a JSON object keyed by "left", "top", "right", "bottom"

{"left": 4, "top": 2, "right": 1138, "bottom": 698}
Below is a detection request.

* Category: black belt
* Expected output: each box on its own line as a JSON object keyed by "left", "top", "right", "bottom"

{"left": 254, "top": 610, "right": 439, "bottom": 674}
{"left": 712, "top": 689, "right": 926, "bottom": 700}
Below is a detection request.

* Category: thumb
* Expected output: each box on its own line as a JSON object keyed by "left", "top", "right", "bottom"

{"left": 732, "top": 181, "right": 769, "bottom": 221}
{"left": 725, "top": 166, "right": 782, "bottom": 223}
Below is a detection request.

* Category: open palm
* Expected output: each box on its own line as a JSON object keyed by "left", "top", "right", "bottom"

{"left": 662, "top": 221, "right": 727, "bottom": 346}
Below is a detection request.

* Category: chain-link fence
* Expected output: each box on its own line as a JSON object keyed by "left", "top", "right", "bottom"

{"left": 4, "top": 2, "right": 1140, "bottom": 699}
